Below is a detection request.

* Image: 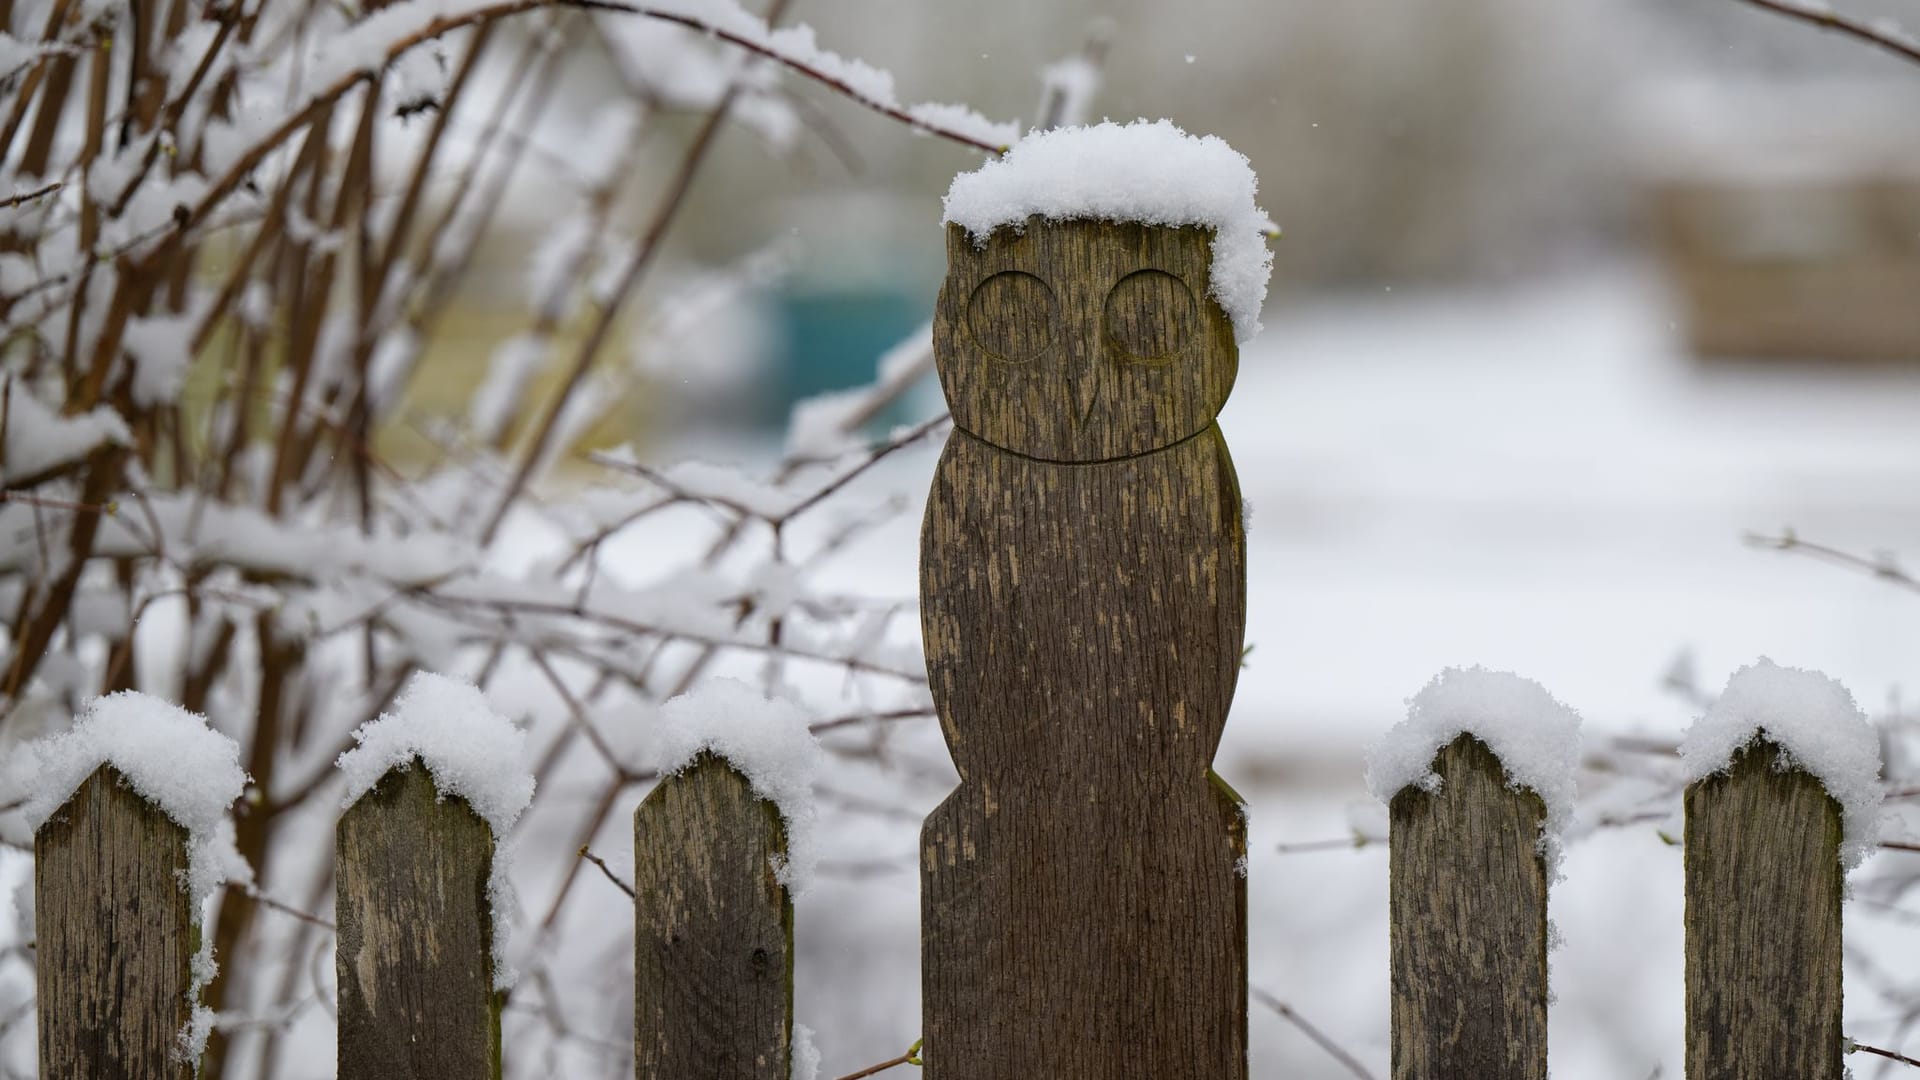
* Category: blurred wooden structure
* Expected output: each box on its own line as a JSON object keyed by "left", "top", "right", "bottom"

{"left": 1640, "top": 80, "right": 1920, "bottom": 362}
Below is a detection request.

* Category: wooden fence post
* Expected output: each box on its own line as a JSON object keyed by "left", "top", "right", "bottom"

{"left": 35, "top": 764, "right": 196, "bottom": 1080}
{"left": 919, "top": 218, "right": 1248, "bottom": 1078}
{"left": 633, "top": 753, "right": 794, "bottom": 1079}
{"left": 1684, "top": 741, "right": 1843, "bottom": 1080}
{"left": 336, "top": 761, "right": 501, "bottom": 1079}
{"left": 1388, "top": 735, "right": 1550, "bottom": 1079}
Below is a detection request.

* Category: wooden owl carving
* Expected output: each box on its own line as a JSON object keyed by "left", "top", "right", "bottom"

{"left": 919, "top": 216, "right": 1249, "bottom": 1079}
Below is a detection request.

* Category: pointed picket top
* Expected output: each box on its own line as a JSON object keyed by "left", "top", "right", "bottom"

{"left": 1367, "top": 667, "right": 1582, "bottom": 877}
{"left": 1679, "top": 658, "right": 1882, "bottom": 869}
{"left": 634, "top": 680, "right": 822, "bottom": 1080}
{"left": 1681, "top": 659, "right": 1871, "bottom": 1080}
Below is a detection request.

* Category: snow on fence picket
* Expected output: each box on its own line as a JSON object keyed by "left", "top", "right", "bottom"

{"left": 632, "top": 681, "right": 821, "bottom": 1079}
{"left": 1369, "top": 660, "right": 1880, "bottom": 1080}
{"left": 333, "top": 674, "right": 535, "bottom": 1078}
{"left": 1678, "top": 660, "right": 1879, "bottom": 1080}
{"left": 1367, "top": 668, "right": 1581, "bottom": 1079}
{"left": 17, "top": 693, "right": 249, "bottom": 1077}
{"left": 15, "top": 668, "right": 1886, "bottom": 1079}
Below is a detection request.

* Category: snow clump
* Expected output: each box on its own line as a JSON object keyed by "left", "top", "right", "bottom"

{"left": 1366, "top": 667, "right": 1583, "bottom": 879}
{"left": 655, "top": 678, "right": 824, "bottom": 896}
{"left": 1680, "top": 658, "right": 1882, "bottom": 871}
{"left": 942, "top": 118, "right": 1276, "bottom": 343}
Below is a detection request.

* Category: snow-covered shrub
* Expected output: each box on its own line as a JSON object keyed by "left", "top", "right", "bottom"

{"left": 0, "top": 2, "right": 1056, "bottom": 1075}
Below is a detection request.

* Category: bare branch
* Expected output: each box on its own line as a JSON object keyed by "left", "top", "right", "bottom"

{"left": 1251, "top": 987, "right": 1377, "bottom": 1080}
{"left": 1726, "top": 0, "right": 1920, "bottom": 67}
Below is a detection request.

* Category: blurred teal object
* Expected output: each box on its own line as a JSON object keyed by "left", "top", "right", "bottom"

{"left": 769, "top": 286, "right": 929, "bottom": 430}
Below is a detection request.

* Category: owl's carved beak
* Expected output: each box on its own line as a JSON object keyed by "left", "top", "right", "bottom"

{"left": 1065, "top": 345, "right": 1099, "bottom": 429}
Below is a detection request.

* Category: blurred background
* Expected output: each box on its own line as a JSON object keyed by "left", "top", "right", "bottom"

{"left": 432, "top": 0, "right": 1920, "bottom": 1076}
{"left": 7, "top": 0, "right": 1920, "bottom": 1075}
{"left": 424, "top": 0, "right": 1920, "bottom": 436}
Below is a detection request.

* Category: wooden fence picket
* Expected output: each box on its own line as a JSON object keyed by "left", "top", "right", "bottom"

{"left": 34, "top": 765, "right": 196, "bottom": 1080}
{"left": 336, "top": 762, "right": 501, "bottom": 1080}
{"left": 918, "top": 218, "right": 1249, "bottom": 1078}
{"left": 633, "top": 753, "right": 794, "bottom": 1080}
{"left": 1684, "top": 741, "right": 1843, "bottom": 1080}
{"left": 1388, "top": 735, "right": 1550, "bottom": 1080}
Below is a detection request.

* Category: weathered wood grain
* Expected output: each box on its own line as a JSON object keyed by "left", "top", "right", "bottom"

{"left": 35, "top": 764, "right": 195, "bottom": 1080}
{"left": 934, "top": 219, "right": 1238, "bottom": 463}
{"left": 633, "top": 754, "right": 793, "bottom": 1080}
{"left": 336, "top": 762, "right": 500, "bottom": 1080}
{"left": 1684, "top": 741, "right": 1843, "bottom": 1080}
{"left": 921, "top": 218, "right": 1247, "bottom": 1079}
{"left": 1388, "top": 735, "right": 1550, "bottom": 1080}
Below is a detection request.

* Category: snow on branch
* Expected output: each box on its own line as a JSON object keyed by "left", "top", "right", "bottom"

{"left": 177, "top": 0, "right": 1014, "bottom": 242}
{"left": 0, "top": 492, "right": 474, "bottom": 588}
{"left": 0, "top": 388, "right": 132, "bottom": 487}
{"left": 595, "top": 411, "right": 948, "bottom": 524}
{"left": 586, "top": 0, "right": 1020, "bottom": 152}
{"left": 784, "top": 321, "right": 935, "bottom": 463}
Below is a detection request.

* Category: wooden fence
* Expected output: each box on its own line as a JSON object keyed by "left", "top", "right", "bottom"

{"left": 27, "top": 218, "right": 1859, "bottom": 1080}
{"left": 28, "top": 721, "right": 1857, "bottom": 1080}
{"left": 30, "top": 728, "right": 1854, "bottom": 1080}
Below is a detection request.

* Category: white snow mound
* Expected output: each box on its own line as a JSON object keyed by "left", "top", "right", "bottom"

{"left": 1366, "top": 667, "right": 1583, "bottom": 878}
{"left": 1680, "top": 658, "right": 1882, "bottom": 871}
{"left": 655, "top": 678, "right": 824, "bottom": 896}
{"left": 942, "top": 118, "right": 1275, "bottom": 343}
{"left": 15, "top": 691, "right": 249, "bottom": 900}
{"left": 338, "top": 671, "right": 535, "bottom": 989}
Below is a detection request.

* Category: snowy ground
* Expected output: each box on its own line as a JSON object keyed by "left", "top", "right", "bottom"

{"left": 762, "top": 262, "right": 1920, "bottom": 1079}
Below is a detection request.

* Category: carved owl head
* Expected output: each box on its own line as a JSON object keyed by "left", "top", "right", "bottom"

{"left": 933, "top": 217, "right": 1239, "bottom": 462}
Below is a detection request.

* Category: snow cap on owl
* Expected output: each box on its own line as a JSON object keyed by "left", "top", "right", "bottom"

{"left": 942, "top": 119, "right": 1275, "bottom": 344}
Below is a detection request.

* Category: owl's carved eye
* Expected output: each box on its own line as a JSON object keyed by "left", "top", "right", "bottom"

{"left": 1104, "top": 269, "right": 1198, "bottom": 361}
{"left": 966, "top": 271, "right": 1057, "bottom": 362}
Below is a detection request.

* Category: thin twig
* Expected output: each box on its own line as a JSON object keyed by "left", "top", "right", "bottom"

{"left": 1727, "top": 0, "right": 1920, "bottom": 67}
{"left": 833, "top": 1039, "right": 923, "bottom": 1080}
{"left": 1275, "top": 837, "right": 1370, "bottom": 854}
{"left": 1746, "top": 531, "right": 1920, "bottom": 595}
{"left": 0, "top": 181, "right": 61, "bottom": 208}
{"left": 1251, "top": 987, "right": 1377, "bottom": 1080}
{"left": 243, "top": 887, "right": 337, "bottom": 932}
{"left": 1852, "top": 1040, "right": 1920, "bottom": 1069}
{"left": 809, "top": 707, "right": 935, "bottom": 735}
{"left": 576, "top": 846, "right": 635, "bottom": 899}
{"left": 0, "top": 491, "right": 117, "bottom": 514}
